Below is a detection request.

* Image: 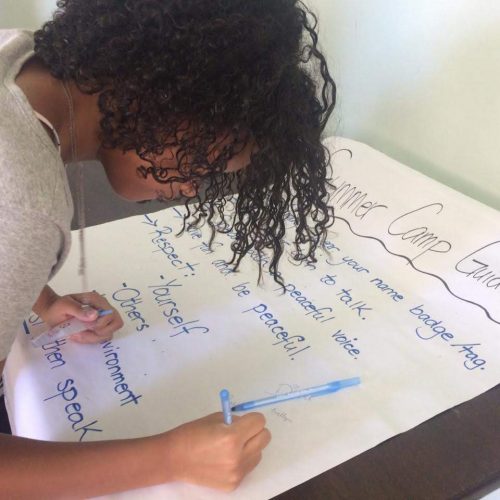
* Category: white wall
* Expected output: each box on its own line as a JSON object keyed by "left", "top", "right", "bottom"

{"left": 0, "top": 0, "right": 57, "bottom": 29}
{"left": 310, "top": 0, "right": 500, "bottom": 209}
{"left": 2, "top": 0, "right": 499, "bottom": 209}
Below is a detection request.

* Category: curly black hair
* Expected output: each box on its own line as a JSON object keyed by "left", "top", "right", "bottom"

{"left": 34, "top": 0, "right": 336, "bottom": 284}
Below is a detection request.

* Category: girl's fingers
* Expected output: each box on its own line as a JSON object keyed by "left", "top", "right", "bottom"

{"left": 69, "top": 292, "right": 124, "bottom": 335}
{"left": 70, "top": 312, "right": 123, "bottom": 343}
{"left": 243, "top": 427, "right": 272, "bottom": 456}
{"left": 70, "top": 330, "right": 104, "bottom": 344}
{"left": 93, "top": 319, "right": 122, "bottom": 339}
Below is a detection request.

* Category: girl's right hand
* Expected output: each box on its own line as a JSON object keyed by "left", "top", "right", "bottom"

{"left": 159, "top": 412, "right": 271, "bottom": 491}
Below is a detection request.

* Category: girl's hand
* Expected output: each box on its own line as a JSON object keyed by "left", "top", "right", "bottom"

{"left": 38, "top": 291, "right": 123, "bottom": 344}
{"left": 158, "top": 412, "right": 271, "bottom": 491}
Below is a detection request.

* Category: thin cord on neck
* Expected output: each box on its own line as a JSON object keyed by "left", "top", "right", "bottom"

{"left": 62, "top": 79, "right": 88, "bottom": 292}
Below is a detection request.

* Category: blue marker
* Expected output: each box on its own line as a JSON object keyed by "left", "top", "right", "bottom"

{"left": 31, "top": 309, "right": 114, "bottom": 347}
{"left": 231, "top": 377, "right": 361, "bottom": 412}
{"left": 220, "top": 389, "right": 232, "bottom": 425}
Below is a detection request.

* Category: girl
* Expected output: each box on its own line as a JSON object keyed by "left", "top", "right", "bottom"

{"left": 0, "top": 0, "right": 335, "bottom": 496}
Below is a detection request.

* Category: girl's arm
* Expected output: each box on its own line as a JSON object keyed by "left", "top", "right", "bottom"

{"left": 32, "top": 285, "right": 59, "bottom": 316}
{"left": 0, "top": 431, "right": 168, "bottom": 498}
{"left": 0, "top": 412, "right": 271, "bottom": 498}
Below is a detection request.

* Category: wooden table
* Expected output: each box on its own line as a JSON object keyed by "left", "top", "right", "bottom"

{"left": 274, "top": 384, "right": 500, "bottom": 500}
{"left": 68, "top": 163, "right": 500, "bottom": 500}
{"left": 2, "top": 164, "right": 494, "bottom": 500}
{"left": 1, "top": 384, "right": 498, "bottom": 499}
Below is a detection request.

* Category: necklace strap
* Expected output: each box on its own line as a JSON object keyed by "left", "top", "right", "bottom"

{"left": 61, "top": 80, "right": 77, "bottom": 163}
{"left": 61, "top": 79, "right": 88, "bottom": 292}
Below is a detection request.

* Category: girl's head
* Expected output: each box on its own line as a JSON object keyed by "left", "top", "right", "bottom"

{"left": 34, "top": 0, "right": 336, "bottom": 282}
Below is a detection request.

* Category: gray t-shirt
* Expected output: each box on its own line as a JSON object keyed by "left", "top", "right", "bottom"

{"left": 0, "top": 30, "right": 73, "bottom": 360}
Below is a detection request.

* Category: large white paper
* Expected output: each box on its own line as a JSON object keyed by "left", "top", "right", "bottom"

{"left": 4, "top": 137, "right": 500, "bottom": 499}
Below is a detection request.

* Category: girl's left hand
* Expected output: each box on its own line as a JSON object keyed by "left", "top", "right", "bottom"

{"left": 39, "top": 291, "right": 124, "bottom": 344}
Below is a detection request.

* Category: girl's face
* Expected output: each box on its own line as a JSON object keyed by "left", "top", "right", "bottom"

{"left": 98, "top": 137, "right": 255, "bottom": 202}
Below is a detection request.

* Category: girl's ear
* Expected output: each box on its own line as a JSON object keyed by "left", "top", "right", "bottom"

{"left": 179, "top": 180, "right": 198, "bottom": 198}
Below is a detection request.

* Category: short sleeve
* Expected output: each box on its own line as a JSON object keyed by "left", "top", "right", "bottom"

{"left": 0, "top": 206, "right": 63, "bottom": 360}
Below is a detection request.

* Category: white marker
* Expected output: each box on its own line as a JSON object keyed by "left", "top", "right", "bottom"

{"left": 31, "top": 309, "right": 113, "bottom": 347}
